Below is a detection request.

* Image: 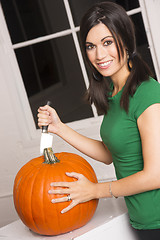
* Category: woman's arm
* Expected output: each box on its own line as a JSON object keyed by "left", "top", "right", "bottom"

{"left": 49, "top": 104, "right": 160, "bottom": 213}
{"left": 97, "top": 103, "right": 160, "bottom": 198}
{"left": 56, "top": 122, "right": 112, "bottom": 164}
{"left": 38, "top": 105, "right": 112, "bottom": 165}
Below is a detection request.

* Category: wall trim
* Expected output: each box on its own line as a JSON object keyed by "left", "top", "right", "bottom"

{"left": 0, "top": 193, "right": 13, "bottom": 199}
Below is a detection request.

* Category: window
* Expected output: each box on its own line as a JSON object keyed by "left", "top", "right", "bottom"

{"left": 0, "top": 0, "right": 157, "bottom": 128}
{"left": 69, "top": 0, "right": 140, "bottom": 26}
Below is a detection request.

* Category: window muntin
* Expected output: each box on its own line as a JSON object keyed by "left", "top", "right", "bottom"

{"left": 1, "top": 0, "right": 70, "bottom": 44}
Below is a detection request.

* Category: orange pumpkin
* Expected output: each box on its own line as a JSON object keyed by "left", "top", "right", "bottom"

{"left": 13, "top": 148, "right": 98, "bottom": 235}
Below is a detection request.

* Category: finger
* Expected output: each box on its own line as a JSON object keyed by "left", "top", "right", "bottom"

{"left": 37, "top": 107, "right": 51, "bottom": 117}
{"left": 48, "top": 189, "right": 70, "bottom": 195}
{"left": 38, "top": 105, "right": 49, "bottom": 111}
{"left": 50, "top": 182, "right": 72, "bottom": 187}
{"left": 39, "top": 105, "right": 53, "bottom": 112}
{"left": 37, "top": 111, "right": 50, "bottom": 118}
{"left": 38, "top": 120, "right": 50, "bottom": 128}
{"left": 65, "top": 172, "right": 83, "bottom": 180}
{"left": 61, "top": 200, "right": 78, "bottom": 214}
{"left": 51, "top": 196, "right": 69, "bottom": 203}
{"left": 38, "top": 117, "right": 49, "bottom": 124}
{"left": 37, "top": 113, "right": 51, "bottom": 124}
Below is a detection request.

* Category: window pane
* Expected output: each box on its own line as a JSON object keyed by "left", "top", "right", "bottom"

{"left": 15, "top": 35, "right": 94, "bottom": 125}
{"left": 69, "top": 0, "right": 139, "bottom": 26}
{"left": 1, "top": 0, "right": 70, "bottom": 44}
{"left": 131, "top": 13, "right": 156, "bottom": 78}
{"left": 115, "top": 0, "right": 139, "bottom": 11}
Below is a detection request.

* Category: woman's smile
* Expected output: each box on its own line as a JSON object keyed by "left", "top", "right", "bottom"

{"left": 97, "top": 60, "right": 113, "bottom": 69}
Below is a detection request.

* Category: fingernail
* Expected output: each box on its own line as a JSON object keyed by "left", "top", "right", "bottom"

{"left": 61, "top": 210, "right": 64, "bottom": 214}
{"left": 48, "top": 190, "right": 52, "bottom": 194}
{"left": 51, "top": 199, "right": 55, "bottom": 203}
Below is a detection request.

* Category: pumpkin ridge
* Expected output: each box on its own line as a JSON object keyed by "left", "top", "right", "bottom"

{"left": 48, "top": 164, "right": 63, "bottom": 234}
{"left": 61, "top": 159, "right": 98, "bottom": 229}
{"left": 37, "top": 164, "right": 51, "bottom": 234}
{"left": 16, "top": 163, "right": 41, "bottom": 233}
{"left": 31, "top": 161, "right": 57, "bottom": 234}
{"left": 56, "top": 165, "right": 67, "bottom": 234}
{"left": 29, "top": 163, "right": 45, "bottom": 233}
{"left": 64, "top": 160, "right": 97, "bottom": 183}
{"left": 55, "top": 162, "right": 80, "bottom": 232}
{"left": 42, "top": 165, "right": 51, "bottom": 234}
{"left": 57, "top": 153, "right": 97, "bottom": 181}
{"left": 14, "top": 162, "right": 39, "bottom": 228}
{"left": 63, "top": 163, "right": 85, "bottom": 230}
{"left": 61, "top": 164, "right": 79, "bottom": 231}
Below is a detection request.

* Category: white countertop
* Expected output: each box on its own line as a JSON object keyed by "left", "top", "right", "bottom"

{"left": 0, "top": 197, "right": 137, "bottom": 240}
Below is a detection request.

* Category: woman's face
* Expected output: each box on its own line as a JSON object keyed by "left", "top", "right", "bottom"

{"left": 85, "top": 23, "right": 129, "bottom": 81}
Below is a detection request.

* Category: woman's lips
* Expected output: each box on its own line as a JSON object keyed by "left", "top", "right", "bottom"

{"left": 97, "top": 60, "right": 112, "bottom": 69}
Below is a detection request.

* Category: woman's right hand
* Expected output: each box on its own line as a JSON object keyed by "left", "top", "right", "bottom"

{"left": 37, "top": 105, "right": 62, "bottom": 134}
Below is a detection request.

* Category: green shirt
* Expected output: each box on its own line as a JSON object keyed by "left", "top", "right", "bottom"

{"left": 100, "top": 77, "right": 160, "bottom": 229}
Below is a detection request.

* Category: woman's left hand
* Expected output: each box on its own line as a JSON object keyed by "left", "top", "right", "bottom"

{"left": 48, "top": 172, "right": 97, "bottom": 214}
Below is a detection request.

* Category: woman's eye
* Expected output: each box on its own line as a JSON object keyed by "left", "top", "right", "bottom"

{"left": 86, "top": 44, "right": 95, "bottom": 50}
{"left": 104, "top": 40, "right": 112, "bottom": 46}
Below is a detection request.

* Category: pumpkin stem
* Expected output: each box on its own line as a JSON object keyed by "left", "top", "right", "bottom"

{"left": 43, "top": 147, "right": 60, "bottom": 164}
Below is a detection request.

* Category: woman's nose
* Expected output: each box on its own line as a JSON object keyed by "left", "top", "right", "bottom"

{"left": 96, "top": 46, "right": 106, "bottom": 60}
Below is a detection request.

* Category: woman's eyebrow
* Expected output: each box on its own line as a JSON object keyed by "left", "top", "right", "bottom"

{"left": 86, "top": 36, "right": 113, "bottom": 44}
{"left": 101, "top": 36, "right": 113, "bottom": 42}
{"left": 85, "top": 41, "right": 93, "bottom": 45}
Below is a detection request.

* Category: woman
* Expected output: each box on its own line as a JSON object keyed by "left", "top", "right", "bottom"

{"left": 38, "top": 2, "right": 160, "bottom": 239}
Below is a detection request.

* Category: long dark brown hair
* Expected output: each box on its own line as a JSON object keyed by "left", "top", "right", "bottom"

{"left": 80, "top": 2, "right": 152, "bottom": 114}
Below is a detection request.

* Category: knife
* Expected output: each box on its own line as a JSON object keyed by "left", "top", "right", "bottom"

{"left": 40, "top": 101, "right": 53, "bottom": 155}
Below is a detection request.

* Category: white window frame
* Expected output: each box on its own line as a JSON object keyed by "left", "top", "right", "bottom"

{"left": 0, "top": 0, "right": 159, "bottom": 143}
{"left": 139, "top": 0, "right": 160, "bottom": 81}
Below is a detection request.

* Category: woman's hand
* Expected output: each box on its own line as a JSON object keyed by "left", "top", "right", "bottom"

{"left": 48, "top": 172, "right": 97, "bottom": 214}
{"left": 38, "top": 107, "right": 112, "bottom": 165}
{"left": 37, "top": 105, "right": 62, "bottom": 134}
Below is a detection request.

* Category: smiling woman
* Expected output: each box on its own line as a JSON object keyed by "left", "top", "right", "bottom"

{"left": 85, "top": 23, "right": 130, "bottom": 88}
{"left": 37, "top": 2, "right": 160, "bottom": 240}
{"left": 80, "top": 2, "right": 153, "bottom": 115}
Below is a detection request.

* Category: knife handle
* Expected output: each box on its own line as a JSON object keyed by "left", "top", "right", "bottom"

{"left": 42, "top": 125, "right": 48, "bottom": 133}
{"left": 42, "top": 101, "right": 51, "bottom": 133}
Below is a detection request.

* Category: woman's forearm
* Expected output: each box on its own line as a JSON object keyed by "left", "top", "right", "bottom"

{"left": 38, "top": 105, "right": 112, "bottom": 164}
{"left": 95, "top": 170, "right": 160, "bottom": 199}
{"left": 55, "top": 122, "right": 112, "bottom": 165}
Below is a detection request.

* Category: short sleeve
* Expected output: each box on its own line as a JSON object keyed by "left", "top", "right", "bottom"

{"left": 132, "top": 78, "right": 160, "bottom": 120}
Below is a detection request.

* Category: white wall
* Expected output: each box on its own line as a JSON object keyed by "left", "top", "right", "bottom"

{"left": 0, "top": 32, "right": 40, "bottom": 226}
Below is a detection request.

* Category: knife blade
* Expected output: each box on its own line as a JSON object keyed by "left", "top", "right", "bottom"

{"left": 40, "top": 101, "right": 53, "bottom": 155}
